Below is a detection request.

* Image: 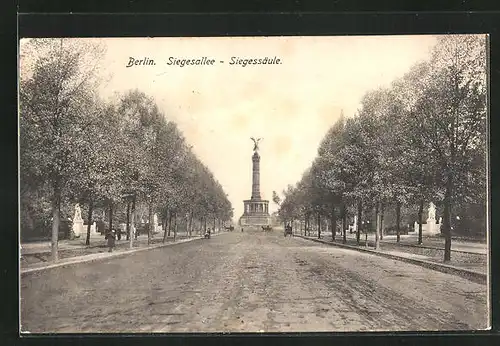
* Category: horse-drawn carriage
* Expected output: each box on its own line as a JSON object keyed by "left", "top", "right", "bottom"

{"left": 284, "top": 225, "right": 293, "bottom": 237}
{"left": 224, "top": 225, "right": 235, "bottom": 232}
{"left": 262, "top": 225, "right": 272, "bottom": 232}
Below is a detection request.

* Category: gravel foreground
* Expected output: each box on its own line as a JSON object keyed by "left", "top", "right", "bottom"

{"left": 20, "top": 230, "right": 489, "bottom": 333}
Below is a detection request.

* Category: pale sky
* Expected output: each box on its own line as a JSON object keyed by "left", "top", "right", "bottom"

{"left": 27, "top": 36, "right": 439, "bottom": 220}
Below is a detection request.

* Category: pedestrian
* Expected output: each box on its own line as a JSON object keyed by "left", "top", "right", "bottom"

{"left": 105, "top": 229, "right": 116, "bottom": 252}
{"left": 241, "top": 227, "right": 244, "bottom": 232}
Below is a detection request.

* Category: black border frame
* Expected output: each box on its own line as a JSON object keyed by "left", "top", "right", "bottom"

{"left": 13, "top": 1, "right": 500, "bottom": 13}
{"left": 5, "top": 9, "right": 500, "bottom": 346}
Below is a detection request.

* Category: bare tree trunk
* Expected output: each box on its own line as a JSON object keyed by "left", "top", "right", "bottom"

{"left": 331, "top": 206, "right": 336, "bottom": 241}
{"left": 173, "top": 212, "right": 177, "bottom": 241}
{"left": 306, "top": 213, "right": 310, "bottom": 236}
{"left": 109, "top": 202, "right": 113, "bottom": 235}
{"left": 443, "top": 173, "right": 453, "bottom": 262}
{"left": 130, "top": 194, "right": 136, "bottom": 247}
{"left": 51, "top": 184, "right": 61, "bottom": 262}
{"left": 380, "top": 203, "right": 385, "bottom": 240}
{"left": 317, "top": 213, "right": 321, "bottom": 239}
{"left": 189, "top": 212, "right": 193, "bottom": 237}
{"left": 396, "top": 200, "right": 401, "bottom": 243}
{"left": 307, "top": 214, "right": 312, "bottom": 237}
{"left": 342, "top": 203, "right": 347, "bottom": 244}
{"left": 162, "top": 217, "right": 166, "bottom": 237}
{"left": 147, "top": 202, "right": 152, "bottom": 246}
{"left": 302, "top": 215, "right": 304, "bottom": 236}
{"left": 125, "top": 200, "right": 131, "bottom": 241}
{"left": 204, "top": 217, "right": 207, "bottom": 233}
{"left": 85, "top": 198, "right": 94, "bottom": 246}
{"left": 168, "top": 212, "right": 172, "bottom": 237}
{"left": 418, "top": 199, "right": 424, "bottom": 245}
{"left": 162, "top": 209, "right": 169, "bottom": 243}
{"left": 375, "top": 203, "right": 381, "bottom": 250}
{"left": 306, "top": 214, "right": 309, "bottom": 236}
{"left": 356, "top": 201, "right": 362, "bottom": 245}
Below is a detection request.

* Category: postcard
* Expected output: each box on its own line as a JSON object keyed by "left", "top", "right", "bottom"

{"left": 19, "top": 35, "right": 489, "bottom": 333}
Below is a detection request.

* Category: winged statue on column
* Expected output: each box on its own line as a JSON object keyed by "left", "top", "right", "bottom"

{"left": 250, "top": 137, "right": 262, "bottom": 152}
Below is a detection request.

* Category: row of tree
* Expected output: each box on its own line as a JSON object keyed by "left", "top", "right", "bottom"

{"left": 274, "top": 35, "right": 487, "bottom": 261}
{"left": 19, "top": 38, "right": 233, "bottom": 261}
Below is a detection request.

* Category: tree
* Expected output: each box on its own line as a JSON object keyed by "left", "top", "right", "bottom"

{"left": 60, "top": 100, "right": 128, "bottom": 245}
{"left": 391, "top": 62, "right": 442, "bottom": 245}
{"left": 20, "top": 38, "right": 105, "bottom": 261}
{"left": 412, "top": 35, "right": 487, "bottom": 261}
{"left": 274, "top": 35, "right": 486, "bottom": 262}
{"left": 316, "top": 115, "right": 352, "bottom": 243}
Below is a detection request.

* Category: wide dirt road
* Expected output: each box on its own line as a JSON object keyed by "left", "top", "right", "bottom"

{"left": 20, "top": 230, "right": 488, "bottom": 333}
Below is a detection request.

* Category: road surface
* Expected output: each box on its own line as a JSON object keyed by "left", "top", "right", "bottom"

{"left": 20, "top": 229, "right": 488, "bottom": 333}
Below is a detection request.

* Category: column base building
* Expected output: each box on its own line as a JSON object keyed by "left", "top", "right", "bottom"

{"left": 239, "top": 199, "right": 271, "bottom": 226}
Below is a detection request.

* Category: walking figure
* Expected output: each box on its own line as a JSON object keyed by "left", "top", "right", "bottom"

{"left": 106, "top": 229, "right": 116, "bottom": 252}
{"left": 204, "top": 228, "right": 211, "bottom": 239}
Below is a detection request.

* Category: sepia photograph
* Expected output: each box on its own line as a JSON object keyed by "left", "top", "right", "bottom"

{"left": 18, "top": 35, "right": 489, "bottom": 333}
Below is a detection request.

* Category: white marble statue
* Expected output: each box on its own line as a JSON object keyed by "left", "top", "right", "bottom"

{"left": 74, "top": 203, "right": 83, "bottom": 222}
{"left": 72, "top": 203, "right": 84, "bottom": 237}
{"left": 153, "top": 214, "right": 159, "bottom": 232}
{"left": 426, "top": 202, "right": 439, "bottom": 235}
{"left": 428, "top": 202, "right": 436, "bottom": 221}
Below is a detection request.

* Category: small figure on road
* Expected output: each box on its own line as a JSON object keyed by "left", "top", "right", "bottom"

{"left": 241, "top": 227, "right": 244, "bottom": 232}
{"left": 204, "top": 228, "right": 211, "bottom": 239}
{"left": 105, "top": 229, "right": 116, "bottom": 252}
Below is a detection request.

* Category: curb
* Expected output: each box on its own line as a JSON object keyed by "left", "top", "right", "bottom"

{"left": 378, "top": 241, "right": 486, "bottom": 256}
{"left": 21, "top": 232, "right": 225, "bottom": 276}
{"left": 295, "top": 235, "right": 487, "bottom": 285}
